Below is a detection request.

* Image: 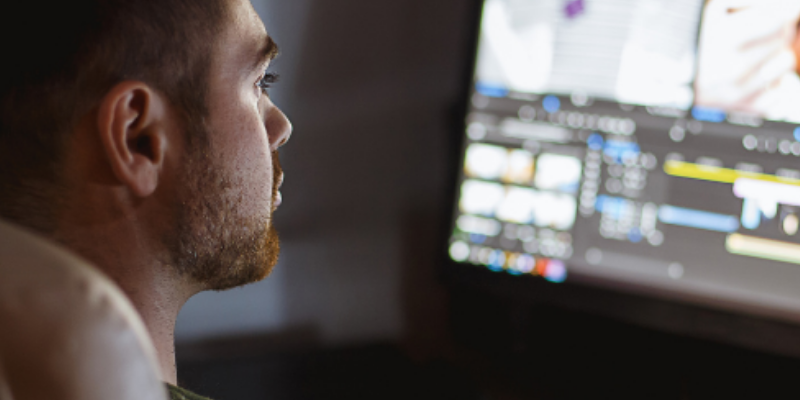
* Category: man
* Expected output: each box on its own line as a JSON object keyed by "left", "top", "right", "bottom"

{"left": 0, "top": 0, "right": 291, "bottom": 397}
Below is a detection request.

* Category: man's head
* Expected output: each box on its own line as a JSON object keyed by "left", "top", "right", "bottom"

{"left": 0, "top": 0, "right": 291, "bottom": 291}
{"left": 165, "top": 0, "right": 292, "bottom": 290}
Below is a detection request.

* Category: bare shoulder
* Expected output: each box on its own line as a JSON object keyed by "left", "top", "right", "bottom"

{"left": 0, "top": 220, "right": 167, "bottom": 400}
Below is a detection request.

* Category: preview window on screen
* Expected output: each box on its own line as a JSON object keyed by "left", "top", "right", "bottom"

{"left": 449, "top": 0, "right": 800, "bottom": 321}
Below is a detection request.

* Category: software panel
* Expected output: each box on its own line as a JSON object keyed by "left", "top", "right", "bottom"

{"left": 448, "top": 0, "right": 800, "bottom": 321}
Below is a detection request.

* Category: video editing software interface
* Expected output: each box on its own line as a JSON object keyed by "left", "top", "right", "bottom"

{"left": 449, "top": 0, "right": 800, "bottom": 317}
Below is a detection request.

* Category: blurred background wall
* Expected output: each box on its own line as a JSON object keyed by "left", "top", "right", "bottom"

{"left": 176, "top": 0, "right": 473, "bottom": 346}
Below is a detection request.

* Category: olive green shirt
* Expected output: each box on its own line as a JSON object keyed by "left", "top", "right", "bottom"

{"left": 167, "top": 384, "right": 213, "bottom": 400}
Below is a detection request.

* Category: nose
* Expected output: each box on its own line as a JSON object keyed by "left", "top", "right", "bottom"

{"left": 266, "top": 103, "right": 292, "bottom": 151}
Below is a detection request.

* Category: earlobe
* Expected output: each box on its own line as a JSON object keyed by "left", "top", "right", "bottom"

{"left": 96, "top": 82, "right": 170, "bottom": 198}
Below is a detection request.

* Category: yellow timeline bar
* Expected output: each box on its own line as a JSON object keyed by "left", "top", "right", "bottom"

{"left": 664, "top": 160, "right": 800, "bottom": 186}
{"left": 727, "top": 234, "right": 800, "bottom": 265}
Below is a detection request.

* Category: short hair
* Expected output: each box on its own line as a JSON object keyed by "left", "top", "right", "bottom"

{"left": 0, "top": 0, "right": 228, "bottom": 232}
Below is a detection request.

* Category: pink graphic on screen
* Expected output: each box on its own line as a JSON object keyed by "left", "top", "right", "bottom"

{"left": 564, "top": 0, "right": 585, "bottom": 19}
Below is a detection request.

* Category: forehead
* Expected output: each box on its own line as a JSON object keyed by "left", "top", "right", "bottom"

{"left": 215, "top": 0, "right": 271, "bottom": 70}
{"left": 228, "top": 0, "right": 266, "bottom": 39}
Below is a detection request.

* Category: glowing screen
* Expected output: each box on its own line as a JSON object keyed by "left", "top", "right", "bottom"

{"left": 450, "top": 0, "right": 800, "bottom": 320}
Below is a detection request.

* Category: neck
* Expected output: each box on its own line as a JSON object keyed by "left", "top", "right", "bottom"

{"left": 126, "top": 277, "right": 190, "bottom": 385}
{"left": 53, "top": 211, "right": 199, "bottom": 386}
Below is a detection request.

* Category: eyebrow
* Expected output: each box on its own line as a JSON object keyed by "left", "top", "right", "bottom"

{"left": 252, "top": 35, "right": 280, "bottom": 72}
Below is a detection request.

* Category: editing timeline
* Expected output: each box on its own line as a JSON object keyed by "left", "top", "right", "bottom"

{"left": 449, "top": 0, "right": 800, "bottom": 313}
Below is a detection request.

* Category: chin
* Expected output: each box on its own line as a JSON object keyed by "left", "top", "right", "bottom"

{"left": 205, "top": 224, "right": 281, "bottom": 291}
{"left": 173, "top": 206, "right": 281, "bottom": 291}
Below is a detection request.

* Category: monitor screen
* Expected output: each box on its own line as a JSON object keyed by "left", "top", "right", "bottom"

{"left": 449, "top": 0, "right": 800, "bottom": 322}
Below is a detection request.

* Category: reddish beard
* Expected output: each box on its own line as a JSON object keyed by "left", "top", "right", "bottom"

{"left": 169, "top": 145, "right": 282, "bottom": 291}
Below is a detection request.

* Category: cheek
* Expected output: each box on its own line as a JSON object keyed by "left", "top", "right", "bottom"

{"left": 213, "top": 105, "right": 274, "bottom": 211}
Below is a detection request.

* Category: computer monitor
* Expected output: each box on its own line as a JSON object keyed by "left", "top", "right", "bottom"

{"left": 448, "top": 0, "right": 800, "bottom": 324}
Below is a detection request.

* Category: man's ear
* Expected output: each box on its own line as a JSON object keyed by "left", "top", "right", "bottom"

{"left": 96, "top": 82, "right": 170, "bottom": 198}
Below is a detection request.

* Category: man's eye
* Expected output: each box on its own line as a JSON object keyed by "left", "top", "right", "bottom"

{"left": 258, "top": 72, "right": 280, "bottom": 95}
